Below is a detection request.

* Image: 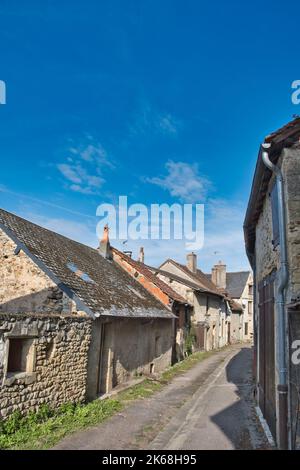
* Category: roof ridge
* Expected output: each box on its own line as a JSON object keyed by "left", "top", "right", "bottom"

{"left": 0, "top": 208, "right": 98, "bottom": 253}
{"left": 163, "top": 258, "right": 224, "bottom": 297}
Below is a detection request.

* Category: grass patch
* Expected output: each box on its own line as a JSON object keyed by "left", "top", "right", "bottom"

{"left": 0, "top": 400, "right": 122, "bottom": 450}
{"left": 0, "top": 347, "right": 222, "bottom": 450}
{"left": 161, "top": 350, "right": 214, "bottom": 382}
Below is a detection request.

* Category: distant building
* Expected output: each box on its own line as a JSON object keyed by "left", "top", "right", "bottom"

{"left": 111, "top": 246, "right": 192, "bottom": 362}
{"left": 244, "top": 117, "right": 300, "bottom": 449}
{"left": 208, "top": 263, "right": 253, "bottom": 343}
{"left": 151, "top": 254, "right": 241, "bottom": 351}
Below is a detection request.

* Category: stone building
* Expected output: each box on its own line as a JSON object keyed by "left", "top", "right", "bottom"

{"left": 111, "top": 246, "right": 192, "bottom": 362}
{"left": 0, "top": 209, "right": 174, "bottom": 419}
{"left": 244, "top": 117, "right": 300, "bottom": 449}
{"left": 150, "top": 254, "right": 235, "bottom": 351}
{"left": 208, "top": 262, "right": 253, "bottom": 342}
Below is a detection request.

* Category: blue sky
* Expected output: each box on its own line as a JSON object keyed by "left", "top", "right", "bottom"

{"left": 0, "top": 0, "right": 299, "bottom": 272}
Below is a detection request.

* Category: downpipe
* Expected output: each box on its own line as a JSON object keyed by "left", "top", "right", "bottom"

{"left": 262, "top": 143, "right": 289, "bottom": 449}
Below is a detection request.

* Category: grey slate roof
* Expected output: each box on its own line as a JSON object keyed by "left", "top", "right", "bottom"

{"left": 205, "top": 271, "right": 250, "bottom": 299}
{"left": 0, "top": 209, "right": 174, "bottom": 319}
{"left": 160, "top": 259, "right": 224, "bottom": 298}
{"left": 225, "top": 272, "right": 250, "bottom": 298}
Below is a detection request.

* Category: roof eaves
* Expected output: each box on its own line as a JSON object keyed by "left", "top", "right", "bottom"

{"left": 244, "top": 117, "right": 300, "bottom": 262}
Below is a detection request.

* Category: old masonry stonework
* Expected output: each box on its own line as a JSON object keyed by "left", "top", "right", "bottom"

{"left": 0, "top": 314, "right": 92, "bottom": 418}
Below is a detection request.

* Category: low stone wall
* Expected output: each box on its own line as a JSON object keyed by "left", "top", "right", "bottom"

{"left": 0, "top": 313, "right": 92, "bottom": 419}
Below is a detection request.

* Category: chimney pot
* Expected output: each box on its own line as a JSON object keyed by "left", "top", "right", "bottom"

{"left": 187, "top": 252, "right": 197, "bottom": 273}
{"left": 98, "top": 224, "right": 112, "bottom": 259}
{"left": 211, "top": 260, "right": 226, "bottom": 289}
{"left": 138, "top": 247, "right": 144, "bottom": 263}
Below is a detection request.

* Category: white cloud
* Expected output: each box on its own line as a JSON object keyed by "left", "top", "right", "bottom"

{"left": 110, "top": 197, "right": 249, "bottom": 272}
{"left": 129, "top": 102, "right": 180, "bottom": 137}
{"left": 199, "top": 198, "right": 249, "bottom": 272}
{"left": 57, "top": 164, "right": 82, "bottom": 184}
{"left": 15, "top": 197, "right": 249, "bottom": 275}
{"left": 158, "top": 114, "right": 178, "bottom": 135}
{"left": 57, "top": 139, "right": 113, "bottom": 195}
{"left": 146, "top": 160, "right": 211, "bottom": 203}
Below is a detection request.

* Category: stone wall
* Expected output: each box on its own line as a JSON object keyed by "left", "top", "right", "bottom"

{"left": 0, "top": 229, "right": 78, "bottom": 314}
{"left": 282, "top": 145, "right": 300, "bottom": 300}
{"left": 230, "top": 312, "right": 243, "bottom": 343}
{"left": 239, "top": 272, "right": 253, "bottom": 340}
{"left": 255, "top": 144, "right": 300, "bottom": 301}
{"left": 0, "top": 313, "right": 92, "bottom": 419}
{"left": 87, "top": 317, "right": 173, "bottom": 397}
{"left": 157, "top": 271, "right": 227, "bottom": 351}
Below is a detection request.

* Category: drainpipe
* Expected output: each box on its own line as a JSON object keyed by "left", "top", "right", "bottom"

{"left": 261, "top": 142, "right": 289, "bottom": 449}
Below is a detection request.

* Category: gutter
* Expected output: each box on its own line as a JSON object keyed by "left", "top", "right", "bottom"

{"left": 261, "top": 143, "right": 289, "bottom": 449}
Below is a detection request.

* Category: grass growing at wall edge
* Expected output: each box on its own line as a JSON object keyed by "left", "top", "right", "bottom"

{"left": 0, "top": 347, "right": 223, "bottom": 450}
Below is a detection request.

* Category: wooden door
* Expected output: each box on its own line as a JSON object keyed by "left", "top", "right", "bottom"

{"left": 258, "top": 273, "right": 276, "bottom": 439}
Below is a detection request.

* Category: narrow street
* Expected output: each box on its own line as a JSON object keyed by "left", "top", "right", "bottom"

{"left": 54, "top": 344, "right": 270, "bottom": 450}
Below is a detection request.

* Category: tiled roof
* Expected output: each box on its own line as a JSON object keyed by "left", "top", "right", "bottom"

{"left": 150, "top": 267, "right": 205, "bottom": 292}
{"left": 205, "top": 271, "right": 250, "bottom": 298}
{"left": 158, "top": 260, "right": 243, "bottom": 311}
{"left": 0, "top": 209, "right": 174, "bottom": 319}
{"left": 161, "top": 259, "right": 224, "bottom": 297}
{"left": 111, "top": 247, "right": 187, "bottom": 304}
{"left": 226, "top": 272, "right": 250, "bottom": 298}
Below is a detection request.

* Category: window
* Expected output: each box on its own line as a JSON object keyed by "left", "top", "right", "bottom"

{"left": 270, "top": 183, "right": 280, "bottom": 248}
{"left": 66, "top": 262, "right": 95, "bottom": 283}
{"left": 249, "top": 284, "right": 253, "bottom": 296}
{"left": 244, "top": 322, "right": 248, "bottom": 336}
{"left": 7, "top": 338, "right": 35, "bottom": 375}
{"left": 248, "top": 301, "right": 253, "bottom": 315}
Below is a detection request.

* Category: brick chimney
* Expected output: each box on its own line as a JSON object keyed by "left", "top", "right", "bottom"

{"left": 186, "top": 252, "right": 197, "bottom": 273}
{"left": 211, "top": 260, "right": 226, "bottom": 289}
{"left": 138, "top": 247, "right": 144, "bottom": 263}
{"left": 98, "top": 224, "right": 112, "bottom": 259}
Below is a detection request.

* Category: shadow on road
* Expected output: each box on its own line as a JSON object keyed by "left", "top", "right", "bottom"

{"left": 209, "top": 346, "right": 264, "bottom": 449}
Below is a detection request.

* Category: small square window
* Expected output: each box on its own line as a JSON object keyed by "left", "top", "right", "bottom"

{"left": 7, "top": 338, "right": 35, "bottom": 374}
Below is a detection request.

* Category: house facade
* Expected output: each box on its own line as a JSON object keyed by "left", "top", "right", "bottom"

{"left": 244, "top": 117, "right": 300, "bottom": 449}
{"left": 0, "top": 209, "right": 174, "bottom": 419}
{"left": 226, "top": 271, "right": 253, "bottom": 341}
{"left": 111, "top": 246, "right": 192, "bottom": 362}
{"left": 209, "top": 262, "right": 253, "bottom": 342}
{"left": 152, "top": 254, "right": 234, "bottom": 351}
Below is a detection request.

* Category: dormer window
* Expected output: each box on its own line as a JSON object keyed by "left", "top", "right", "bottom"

{"left": 67, "top": 262, "right": 95, "bottom": 283}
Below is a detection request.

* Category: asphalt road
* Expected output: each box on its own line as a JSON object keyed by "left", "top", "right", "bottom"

{"left": 54, "top": 344, "right": 270, "bottom": 450}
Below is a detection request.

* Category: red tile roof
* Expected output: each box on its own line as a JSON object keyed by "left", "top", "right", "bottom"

{"left": 111, "top": 248, "right": 187, "bottom": 304}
